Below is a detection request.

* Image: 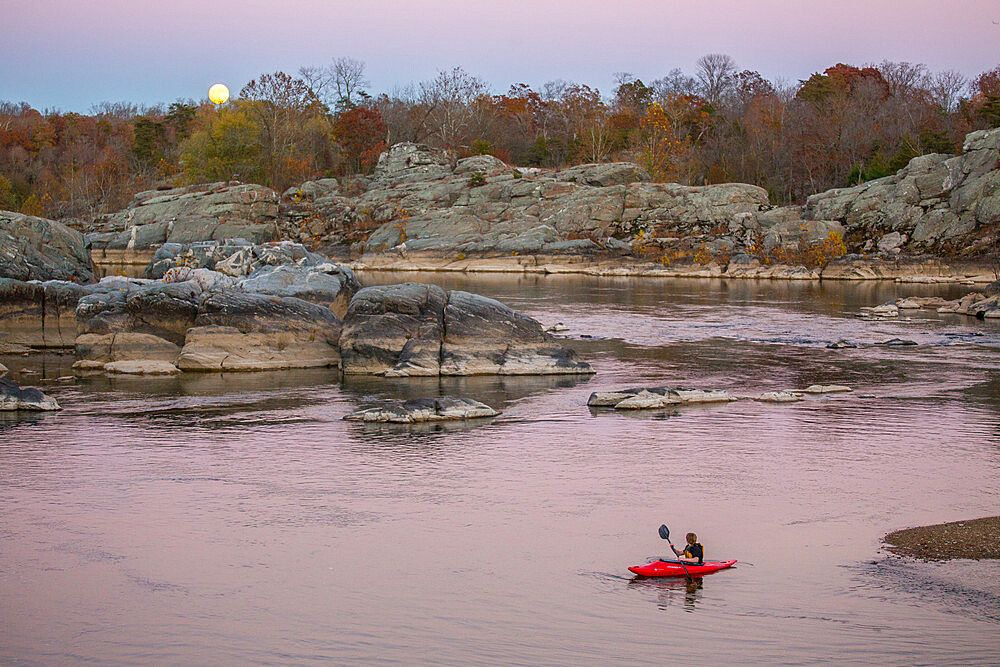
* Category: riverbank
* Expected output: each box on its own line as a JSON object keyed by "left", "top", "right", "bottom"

{"left": 884, "top": 516, "right": 1000, "bottom": 560}
{"left": 344, "top": 251, "right": 997, "bottom": 284}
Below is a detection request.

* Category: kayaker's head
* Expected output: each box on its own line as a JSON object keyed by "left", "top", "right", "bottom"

{"left": 686, "top": 532, "right": 698, "bottom": 545}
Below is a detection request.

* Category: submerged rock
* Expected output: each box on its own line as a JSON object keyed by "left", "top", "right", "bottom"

{"left": 802, "top": 384, "right": 852, "bottom": 394}
{"left": 343, "top": 397, "right": 499, "bottom": 423}
{"left": 756, "top": 391, "right": 804, "bottom": 403}
{"left": 0, "top": 377, "right": 60, "bottom": 410}
{"left": 827, "top": 340, "right": 857, "bottom": 349}
{"left": 877, "top": 338, "right": 918, "bottom": 346}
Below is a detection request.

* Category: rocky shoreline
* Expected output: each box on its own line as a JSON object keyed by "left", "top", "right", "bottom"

{"left": 884, "top": 516, "right": 1000, "bottom": 560}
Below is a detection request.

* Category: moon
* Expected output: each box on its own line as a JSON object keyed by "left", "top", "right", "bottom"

{"left": 208, "top": 83, "right": 230, "bottom": 105}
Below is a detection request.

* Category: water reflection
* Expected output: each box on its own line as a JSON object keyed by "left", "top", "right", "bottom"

{"left": 629, "top": 574, "right": 706, "bottom": 612}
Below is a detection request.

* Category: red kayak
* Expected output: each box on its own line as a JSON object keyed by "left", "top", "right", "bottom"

{"left": 628, "top": 559, "right": 737, "bottom": 577}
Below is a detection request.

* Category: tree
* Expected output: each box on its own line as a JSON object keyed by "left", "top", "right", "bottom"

{"left": 239, "top": 71, "right": 327, "bottom": 188}
{"left": 695, "top": 54, "right": 737, "bottom": 106}
{"left": 334, "top": 106, "right": 387, "bottom": 174}
{"left": 299, "top": 57, "right": 370, "bottom": 113}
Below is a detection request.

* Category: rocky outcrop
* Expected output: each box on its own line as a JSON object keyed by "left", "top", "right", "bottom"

{"left": 343, "top": 397, "right": 499, "bottom": 423}
{"left": 804, "top": 127, "right": 1000, "bottom": 258}
{"left": 266, "top": 131, "right": 999, "bottom": 280}
{"left": 88, "top": 182, "right": 280, "bottom": 273}
{"left": 0, "top": 377, "right": 60, "bottom": 410}
{"left": 340, "top": 283, "right": 593, "bottom": 377}
{"left": 0, "top": 211, "right": 94, "bottom": 283}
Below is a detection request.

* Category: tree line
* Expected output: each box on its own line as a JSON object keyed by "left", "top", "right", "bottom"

{"left": 1, "top": 55, "right": 998, "bottom": 220}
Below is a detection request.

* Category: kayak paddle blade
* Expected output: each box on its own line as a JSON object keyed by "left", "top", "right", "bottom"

{"left": 658, "top": 524, "right": 670, "bottom": 540}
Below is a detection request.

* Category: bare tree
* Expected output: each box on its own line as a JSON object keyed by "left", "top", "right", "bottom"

{"left": 297, "top": 57, "right": 370, "bottom": 112}
{"left": 418, "top": 67, "right": 491, "bottom": 151}
{"left": 695, "top": 53, "right": 737, "bottom": 105}
{"left": 877, "top": 60, "right": 930, "bottom": 99}
{"left": 651, "top": 68, "right": 699, "bottom": 101}
{"left": 929, "top": 69, "right": 968, "bottom": 112}
{"left": 333, "top": 57, "right": 370, "bottom": 111}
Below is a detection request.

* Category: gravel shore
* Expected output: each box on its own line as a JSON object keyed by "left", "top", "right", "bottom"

{"left": 884, "top": 516, "right": 1000, "bottom": 560}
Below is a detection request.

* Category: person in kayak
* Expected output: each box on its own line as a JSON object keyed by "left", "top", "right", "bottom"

{"left": 669, "top": 532, "right": 704, "bottom": 565}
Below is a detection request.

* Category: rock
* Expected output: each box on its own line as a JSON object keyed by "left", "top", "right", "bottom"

{"left": 877, "top": 338, "right": 918, "bottom": 346}
{"left": 239, "top": 262, "right": 360, "bottom": 317}
{"left": 162, "top": 266, "right": 238, "bottom": 291}
{"left": 73, "top": 332, "right": 182, "bottom": 372}
{"left": 176, "top": 292, "right": 342, "bottom": 371}
{"left": 0, "top": 377, "right": 60, "bottom": 410}
{"left": 454, "top": 155, "right": 507, "bottom": 176}
{"left": 0, "top": 211, "right": 95, "bottom": 283}
{"left": 896, "top": 296, "right": 950, "bottom": 309}
{"left": 283, "top": 178, "right": 340, "bottom": 201}
{"left": 0, "top": 362, "right": 7, "bottom": 376}
{"left": 969, "top": 294, "right": 1000, "bottom": 319}
{"left": 802, "top": 384, "right": 852, "bottom": 393}
{"left": 802, "top": 127, "right": 1000, "bottom": 257}
{"left": 372, "top": 143, "right": 452, "bottom": 184}
{"left": 103, "top": 360, "right": 180, "bottom": 375}
{"left": 340, "top": 283, "right": 592, "bottom": 377}
{"left": 76, "top": 281, "right": 201, "bottom": 346}
{"left": 343, "top": 397, "right": 499, "bottom": 423}
{"left": 877, "top": 231, "right": 906, "bottom": 253}
{"left": 869, "top": 303, "right": 899, "bottom": 317}
{"left": 556, "top": 163, "right": 651, "bottom": 187}
{"left": 937, "top": 293, "right": 986, "bottom": 314}
{"left": 756, "top": 391, "right": 804, "bottom": 402}
{"left": 546, "top": 322, "right": 570, "bottom": 332}
{"left": 588, "top": 386, "right": 735, "bottom": 409}
{"left": 0, "top": 278, "right": 97, "bottom": 348}
{"left": 827, "top": 339, "right": 857, "bottom": 349}
{"left": 440, "top": 290, "right": 593, "bottom": 376}
{"left": 340, "top": 283, "right": 448, "bottom": 376}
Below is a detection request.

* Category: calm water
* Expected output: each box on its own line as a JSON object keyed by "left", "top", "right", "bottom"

{"left": 2, "top": 275, "right": 999, "bottom": 665}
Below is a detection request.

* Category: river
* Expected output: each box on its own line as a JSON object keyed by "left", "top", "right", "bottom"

{"left": 2, "top": 274, "right": 999, "bottom": 664}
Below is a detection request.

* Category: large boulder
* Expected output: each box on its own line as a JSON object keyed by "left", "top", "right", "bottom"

{"left": 339, "top": 283, "right": 448, "bottom": 376}
{"left": 0, "top": 211, "right": 94, "bottom": 283}
{"left": 176, "top": 292, "right": 342, "bottom": 371}
{"left": 440, "top": 290, "right": 593, "bottom": 375}
{"left": 339, "top": 283, "right": 594, "bottom": 377}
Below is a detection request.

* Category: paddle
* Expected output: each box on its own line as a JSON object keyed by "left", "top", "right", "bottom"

{"left": 659, "top": 524, "right": 693, "bottom": 579}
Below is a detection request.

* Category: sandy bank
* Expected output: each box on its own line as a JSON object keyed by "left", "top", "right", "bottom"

{"left": 884, "top": 516, "right": 1000, "bottom": 560}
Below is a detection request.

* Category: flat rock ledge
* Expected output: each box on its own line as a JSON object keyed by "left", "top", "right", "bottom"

{"left": 588, "top": 387, "right": 736, "bottom": 409}
{"left": 590, "top": 384, "right": 852, "bottom": 409}
{"left": 884, "top": 516, "right": 1000, "bottom": 560}
{"left": 0, "top": 377, "right": 60, "bottom": 410}
{"left": 343, "top": 397, "right": 499, "bottom": 423}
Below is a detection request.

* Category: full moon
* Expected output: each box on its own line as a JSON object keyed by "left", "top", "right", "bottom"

{"left": 208, "top": 83, "right": 230, "bottom": 105}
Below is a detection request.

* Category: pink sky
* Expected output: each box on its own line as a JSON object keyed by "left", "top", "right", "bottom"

{"left": 2, "top": 0, "right": 998, "bottom": 111}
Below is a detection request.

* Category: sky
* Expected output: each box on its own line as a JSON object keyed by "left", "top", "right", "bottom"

{"left": 2, "top": 0, "right": 998, "bottom": 112}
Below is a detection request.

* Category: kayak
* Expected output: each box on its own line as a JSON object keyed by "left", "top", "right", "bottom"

{"left": 628, "top": 559, "right": 737, "bottom": 577}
